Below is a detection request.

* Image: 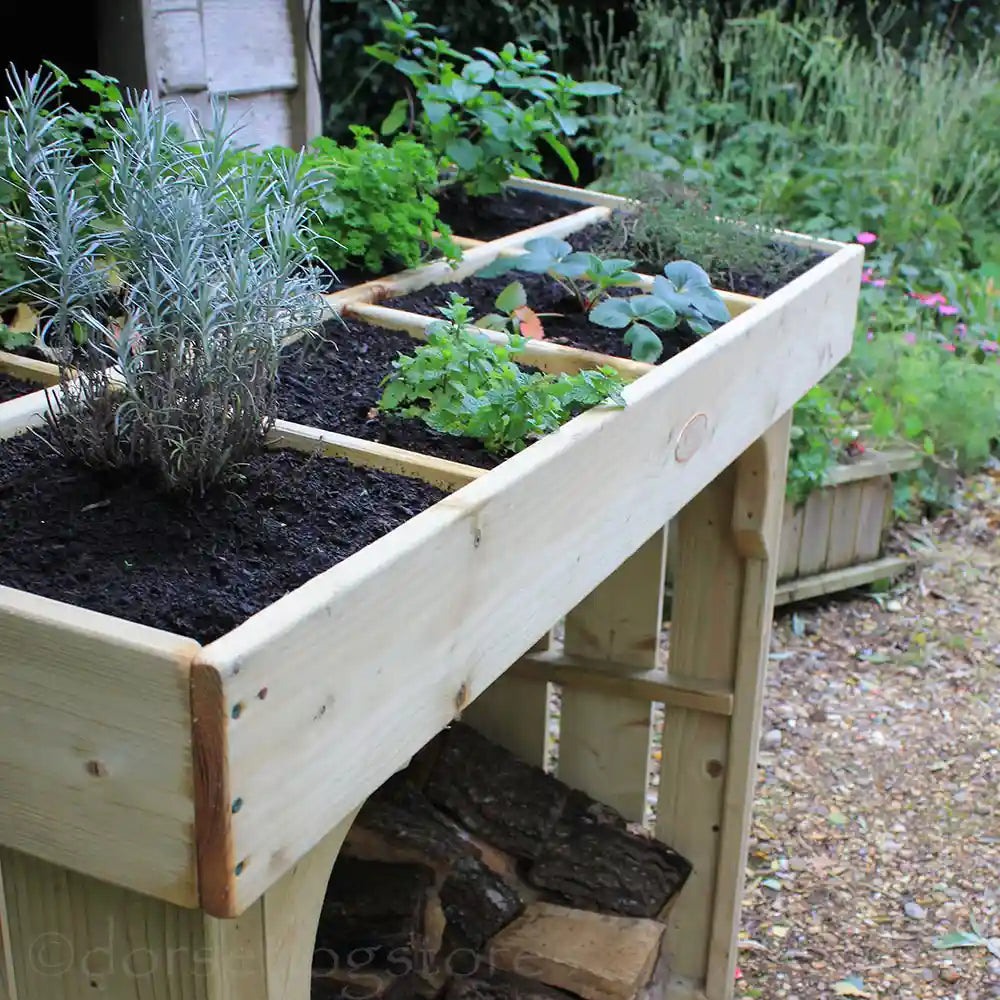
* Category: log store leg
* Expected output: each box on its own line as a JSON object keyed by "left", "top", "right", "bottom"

{"left": 0, "top": 812, "right": 356, "bottom": 1000}
{"left": 658, "top": 413, "right": 791, "bottom": 1000}
{"left": 556, "top": 528, "right": 668, "bottom": 822}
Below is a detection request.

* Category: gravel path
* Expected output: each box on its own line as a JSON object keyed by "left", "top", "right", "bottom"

{"left": 738, "top": 468, "right": 1000, "bottom": 1000}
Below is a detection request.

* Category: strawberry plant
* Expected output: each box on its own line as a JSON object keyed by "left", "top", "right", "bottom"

{"left": 477, "top": 241, "right": 729, "bottom": 362}
{"left": 378, "top": 295, "right": 626, "bottom": 454}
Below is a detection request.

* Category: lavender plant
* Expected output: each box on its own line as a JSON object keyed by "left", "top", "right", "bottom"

{"left": 2, "top": 73, "right": 323, "bottom": 493}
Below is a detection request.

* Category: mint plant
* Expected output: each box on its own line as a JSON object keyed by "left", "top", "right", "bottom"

{"left": 365, "top": 3, "right": 619, "bottom": 195}
{"left": 3, "top": 81, "right": 323, "bottom": 493}
{"left": 478, "top": 240, "right": 730, "bottom": 362}
{"left": 378, "top": 295, "right": 626, "bottom": 454}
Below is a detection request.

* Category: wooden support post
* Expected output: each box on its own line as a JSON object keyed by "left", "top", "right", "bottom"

{"left": 0, "top": 812, "right": 356, "bottom": 1000}
{"left": 557, "top": 528, "right": 667, "bottom": 822}
{"left": 658, "top": 412, "right": 791, "bottom": 1000}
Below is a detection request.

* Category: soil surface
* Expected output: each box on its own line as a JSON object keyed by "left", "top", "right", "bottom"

{"left": 276, "top": 320, "right": 502, "bottom": 469}
{"left": 0, "top": 371, "right": 38, "bottom": 403}
{"left": 384, "top": 269, "right": 699, "bottom": 360}
{"left": 571, "top": 219, "right": 827, "bottom": 299}
{"left": 0, "top": 431, "right": 446, "bottom": 643}
{"left": 434, "top": 186, "right": 586, "bottom": 242}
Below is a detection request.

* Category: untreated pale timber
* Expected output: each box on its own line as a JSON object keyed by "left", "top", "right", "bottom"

{"left": 191, "top": 243, "right": 862, "bottom": 916}
{"left": 773, "top": 554, "right": 913, "bottom": 606}
{"left": 559, "top": 529, "right": 666, "bottom": 821}
{"left": 0, "top": 351, "right": 59, "bottom": 386}
{"left": 0, "top": 587, "right": 200, "bottom": 906}
{"left": 657, "top": 413, "right": 791, "bottom": 1000}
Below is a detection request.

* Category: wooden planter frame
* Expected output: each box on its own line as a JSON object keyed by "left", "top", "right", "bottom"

{"left": 0, "top": 178, "right": 862, "bottom": 1000}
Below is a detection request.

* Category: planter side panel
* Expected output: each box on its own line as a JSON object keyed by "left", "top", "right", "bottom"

{"left": 0, "top": 588, "right": 201, "bottom": 906}
{"left": 198, "top": 245, "right": 864, "bottom": 916}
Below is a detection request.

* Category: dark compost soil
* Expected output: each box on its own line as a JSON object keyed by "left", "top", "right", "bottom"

{"left": 434, "top": 186, "right": 585, "bottom": 242}
{"left": 566, "top": 220, "right": 827, "bottom": 299}
{"left": 0, "top": 372, "right": 39, "bottom": 403}
{"left": 0, "top": 432, "right": 446, "bottom": 643}
{"left": 384, "top": 271, "right": 700, "bottom": 361}
{"left": 276, "top": 319, "right": 503, "bottom": 470}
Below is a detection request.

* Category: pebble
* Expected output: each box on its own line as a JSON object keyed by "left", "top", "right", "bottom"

{"left": 763, "top": 729, "right": 783, "bottom": 749}
{"left": 940, "top": 968, "right": 961, "bottom": 984}
{"left": 886, "top": 599, "right": 903, "bottom": 612}
{"left": 903, "top": 901, "right": 927, "bottom": 920}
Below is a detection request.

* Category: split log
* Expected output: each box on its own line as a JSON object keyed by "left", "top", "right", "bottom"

{"left": 311, "top": 969, "right": 424, "bottom": 999}
{"left": 439, "top": 855, "right": 524, "bottom": 955}
{"left": 316, "top": 857, "right": 435, "bottom": 969}
{"left": 348, "top": 776, "right": 477, "bottom": 874}
{"left": 444, "top": 968, "right": 576, "bottom": 1000}
{"left": 488, "top": 902, "right": 665, "bottom": 1000}
{"left": 527, "top": 817, "right": 691, "bottom": 918}
{"left": 424, "top": 724, "right": 567, "bottom": 859}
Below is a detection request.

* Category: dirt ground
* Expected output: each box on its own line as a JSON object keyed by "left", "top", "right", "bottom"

{"left": 736, "top": 468, "right": 1000, "bottom": 1000}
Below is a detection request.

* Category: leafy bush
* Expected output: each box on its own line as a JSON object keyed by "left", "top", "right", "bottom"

{"left": 245, "top": 126, "right": 459, "bottom": 276}
{"left": 786, "top": 385, "right": 853, "bottom": 506}
{"left": 365, "top": 2, "right": 619, "bottom": 194}
{"left": 3, "top": 73, "right": 323, "bottom": 493}
{"left": 378, "top": 295, "right": 626, "bottom": 453}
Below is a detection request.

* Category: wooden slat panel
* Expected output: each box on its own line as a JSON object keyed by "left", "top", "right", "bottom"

{"left": 462, "top": 674, "right": 551, "bottom": 769}
{"left": 825, "top": 482, "right": 864, "bottom": 570}
{"left": 201, "top": 0, "right": 297, "bottom": 95}
{"left": 193, "top": 243, "right": 863, "bottom": 916}
{"left": 796, "top": 488, "right": 834, "bottom": 576}
{"left": 0, "top": 588, "right": 200, "bottom": 906}
{"left": 777, "top": 501, "right": 805, "bottom": 580}
{"left": 0, "top": 351, "right": 59, "bottom": 387}
{"left": 853, "top": 476, "right": 892, "bottom": 562}
{"left": 558, "top": 529, "right": 665, "bottom": 821}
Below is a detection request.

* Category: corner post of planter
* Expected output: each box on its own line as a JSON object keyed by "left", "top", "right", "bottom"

{"left": 658, "top": 410, "right": 792, "bottom": 1000}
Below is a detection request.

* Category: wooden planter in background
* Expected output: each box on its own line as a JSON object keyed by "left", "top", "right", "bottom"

{"left": 0, "top": 178, "right": 862, "bottom": 1000}
{"left": 774, "top": 447, "right": 923, "bottom": 605}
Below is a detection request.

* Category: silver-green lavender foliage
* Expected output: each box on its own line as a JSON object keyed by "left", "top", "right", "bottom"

{"left": 2, "top": 71, "right": 324, "bottom": 493}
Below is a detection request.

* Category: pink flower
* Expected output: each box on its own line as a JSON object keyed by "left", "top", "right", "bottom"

{"left": 942, "top": 343, "right": 956, "bottom": 352}
{"left": 938, "top": 304, "right": 960, "bottom": 316}
{"left": 903, "top": 332, "right": 916, "bottom": 345}
{"left": 982, "top": 340, "right": 998, "bottom": 353}
{"left": 910, "top": 291, "right": 948, "bottom": 307}
{"left": 871, "top": 278, "right": 886, "bottom": 288}
{"left": 866, "top": 330, "right": 875, "bottom": 341}
{"left": 856, "top": 231, "right": 878, "bottom": 245}
{"left": 861, "top": 268, "right": 874, "bottom": 283}
{"left": 955, "top": 323, "right": 968, "bottom": 338}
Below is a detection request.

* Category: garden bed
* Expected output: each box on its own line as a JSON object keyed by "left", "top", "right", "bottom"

{"left": 0, "top": 177, "right": 862, "bottom": 1000}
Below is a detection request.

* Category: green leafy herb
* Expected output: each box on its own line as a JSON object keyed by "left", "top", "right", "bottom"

{"left": 378, "top": 294, "right": 626, "bottom": 454}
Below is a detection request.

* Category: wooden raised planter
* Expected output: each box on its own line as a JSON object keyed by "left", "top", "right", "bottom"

{"left": 775, "top": 447, "right": 922, "bottom": 605}
{"left": 0, "top": 178, "right": 862, "bottom": 1000}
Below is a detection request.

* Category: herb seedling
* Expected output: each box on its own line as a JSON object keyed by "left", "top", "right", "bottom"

{"left": 366, "top": 3, "right": 619, "bottom": 194}
{"left": 378, "top": 294, "right": 626, "bottom": 454}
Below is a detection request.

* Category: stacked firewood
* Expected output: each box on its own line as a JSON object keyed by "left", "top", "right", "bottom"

{"left": 312, "top": 724, "right": 692, "bottom": 1000}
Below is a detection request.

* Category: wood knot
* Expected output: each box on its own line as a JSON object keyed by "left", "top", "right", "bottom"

{"left": 675, "top": 413, "right": 709, "bottom": 463}
{"left": 706, "top": 759, "right": 724, "bottom": 778}
{"left": 454, "top": 682, "right": 470, "bottom": 714}
{"left": 85, "top": 759, "right": 108, "bottom": 778}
